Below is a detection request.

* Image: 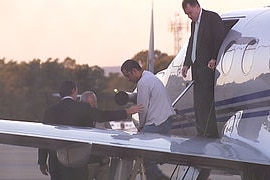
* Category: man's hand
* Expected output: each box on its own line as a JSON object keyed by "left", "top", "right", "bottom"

{"left": 126, "top": 104, "right": 143, "bottom": 115}
{"left": 181, "top": 65, "right": 189, "bottom": 78}
{"left": 208, "top": 59, "right": 216, "bottom": 70}
{"left": 39, "top": 164, "right": 49, "bottom": 176}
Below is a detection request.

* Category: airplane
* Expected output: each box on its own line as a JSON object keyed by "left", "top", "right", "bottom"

{"left": 1, "top": 7, "right": 270, "bottom": 180}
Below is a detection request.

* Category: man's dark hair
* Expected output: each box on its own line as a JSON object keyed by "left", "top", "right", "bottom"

{"left": 182, "top": 0, "right": 200, "bottom": 9}
{"left": 59, "top": 80, "right": 77, "bottom": 98}
{"left": 121, "top": 59, "right": 142, "bottom": 73}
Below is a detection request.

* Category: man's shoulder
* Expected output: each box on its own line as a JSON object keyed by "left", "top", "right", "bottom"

{"left": 44, "top": 103, "right": 58, "bottom": 112}
{"left": 203, "top": 9, "right": 222, "bottom": 19}
{"left": 46, "top": 98, "right": 76, "bottom": 111}
{"left": 139, "top": 71, "right": 161, "bottom": 85}
{"left": 141, "top": 71, "right": 158, "bottom": 80}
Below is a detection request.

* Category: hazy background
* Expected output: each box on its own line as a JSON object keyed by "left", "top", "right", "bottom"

{"left": 0, "top": 0, "right": 269, "bottom": 67}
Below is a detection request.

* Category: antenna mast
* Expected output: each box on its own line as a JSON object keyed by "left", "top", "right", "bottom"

{"left": 147, "top": 1, "right": 155, "bottom": 73}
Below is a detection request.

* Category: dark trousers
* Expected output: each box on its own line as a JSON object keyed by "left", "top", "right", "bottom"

{"left": 193, "top": 80, "right": 219, "bottom": 138}
{"left": 49, "top": 163, "right": 88, "bottom": 180}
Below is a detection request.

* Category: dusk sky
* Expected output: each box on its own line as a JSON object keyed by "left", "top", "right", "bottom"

{"left": 0, "top": 0, "right": 269, "bottom": 67}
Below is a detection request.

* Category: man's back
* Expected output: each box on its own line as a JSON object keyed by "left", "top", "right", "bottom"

{"left": 44, "top": 98, "right": 93, "bottom": 127}
{"left": 137, "top": 71, "right": 175, "bottom": 127}
{"left": 44, "top": 97, "right": 127, "bottom": 126}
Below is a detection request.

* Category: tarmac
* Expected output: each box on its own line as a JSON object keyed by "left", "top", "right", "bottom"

{"left": 0, "top": 144, "right": 48, "bottom": 180}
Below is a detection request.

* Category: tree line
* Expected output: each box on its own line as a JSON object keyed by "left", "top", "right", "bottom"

{"left": 0, "top": 50, "right": 174, "bottom": 122}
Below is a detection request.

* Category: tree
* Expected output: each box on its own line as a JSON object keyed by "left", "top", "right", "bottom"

{"left": 132, "top": 50, "right": 175, "bottom": 74}
{"left": 0, "top": 49, "right": 174, "bottom": 121}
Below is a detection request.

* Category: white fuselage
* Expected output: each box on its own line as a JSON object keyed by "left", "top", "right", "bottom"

{"left": 159, "top": 8, "right": 270, "bottom": 158}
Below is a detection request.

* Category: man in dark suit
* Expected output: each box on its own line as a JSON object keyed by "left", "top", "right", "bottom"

{"left": 181, "top": 0, "right": 225, "bottom": 138}
{"left": 38, "top": 80, "right": 142, "bottom": 180}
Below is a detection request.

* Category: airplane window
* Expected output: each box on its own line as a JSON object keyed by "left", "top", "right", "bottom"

{"left": 221, "top": 41, "right": 235, "bottom": 75}
{"left": 241, "top": 40, "right": 257, "bottom": 75}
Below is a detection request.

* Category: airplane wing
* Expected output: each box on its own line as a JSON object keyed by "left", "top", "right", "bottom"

{"left": 0, "top": 119, "right": 269, "bottom": 172}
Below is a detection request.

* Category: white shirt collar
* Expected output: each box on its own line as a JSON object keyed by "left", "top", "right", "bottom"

{"left": 197, "top": 8, "right": 202, "bottom": 24}
{"left": 61, "top": 96, "right": 74, "bottom": 100}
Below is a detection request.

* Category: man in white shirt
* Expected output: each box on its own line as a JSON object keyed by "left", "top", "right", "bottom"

{"left": 121, "top": 59, "right": 175, "bottom": 180}
{"left": 121, "top": 59, "right": 175, "bottom": 133}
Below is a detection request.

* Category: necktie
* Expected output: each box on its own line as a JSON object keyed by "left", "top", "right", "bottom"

{"left": 191, "top": 21, "right": 199, "bottom": 62}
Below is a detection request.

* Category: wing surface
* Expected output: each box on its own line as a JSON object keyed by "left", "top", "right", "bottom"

{"left": 0, "top": 119, "right": 269, "bottom": 171}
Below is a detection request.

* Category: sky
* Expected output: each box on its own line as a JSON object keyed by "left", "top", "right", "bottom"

{"left": 0, "top": 0, "right": 269, "bottom": 67}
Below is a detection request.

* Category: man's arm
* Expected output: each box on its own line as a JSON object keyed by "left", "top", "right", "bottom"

{"left": 38, "top": 148, "right": 49, "bottom": 176}
{"left": 137, "top": 84, "right": 151, "bottom": 130}
{"left": 208, "top": 12, "right": 225, "bottom": 70}
{"left": 210, "top": 12, "right": 226, "bottom": 61}
{"left": 182, "top": 22, "right": 194, "bottom": 77}
{"left": 89, "top": 104, "right": 142, "bottom": 123}
{"left": 183, "top": 22, "right": 195, "bottom": 68}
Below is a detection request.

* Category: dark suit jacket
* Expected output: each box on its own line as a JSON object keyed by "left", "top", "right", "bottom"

{"left": 184, "top": 9, "right": 225, "bottom": 87}
{"left": 38, "top": 98, "right": 127, "bottom": 174}
{"left": 42, "top": 98, "right": 127, "bottom": 127}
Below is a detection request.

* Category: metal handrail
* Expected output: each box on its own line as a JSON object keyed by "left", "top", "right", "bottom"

{"left": 172, "top": 80, "right": 194, "bottom": 107}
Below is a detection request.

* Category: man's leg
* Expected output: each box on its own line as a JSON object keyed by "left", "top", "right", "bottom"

{"left": 88, "top": 163, "right": 98, "bottom": 180}
{"left": 194, "top": 81, "right": 218, "bottom": 138}
{"left": 96, "top": 160, "right": 110, "bottom": 180}
{"left": 197, "top": 168, "right": 211, "bottom": 180}
{"left": 141, "top": 118, "right": 173, "bottom": 180}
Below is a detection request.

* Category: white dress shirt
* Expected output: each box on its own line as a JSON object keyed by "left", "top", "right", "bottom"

{"left": 137, "top": 71, "right": 175, "bottom": 128}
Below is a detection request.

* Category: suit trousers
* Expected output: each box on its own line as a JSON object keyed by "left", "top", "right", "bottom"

{"left": 193, "top": 79, "right": 219, "bottom": 138}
